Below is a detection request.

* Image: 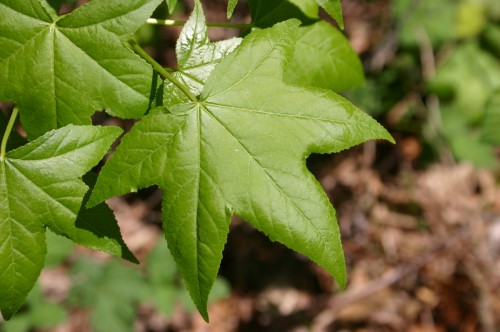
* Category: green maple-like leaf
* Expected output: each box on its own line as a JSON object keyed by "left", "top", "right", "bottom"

{"left": 164, "top": 0, "right": 241, "bottom": 107}
{"left": 0, "top": 0, "right": 162, "bottom": 138}
{"left": 0, "top": 124, "right": 124, "bottom": 319}
{"left": 89, "top": 20, "right": 393, "bottom": 320}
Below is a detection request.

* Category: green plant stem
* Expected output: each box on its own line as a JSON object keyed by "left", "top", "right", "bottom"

{"left": 130, "top": 40, "right": 198, "bottom": 103}
{"left": 0, "top": 107, "right": 18, "bottom": 159}
{"left": 147, "top": 18, "right": 251, "bottom": 29}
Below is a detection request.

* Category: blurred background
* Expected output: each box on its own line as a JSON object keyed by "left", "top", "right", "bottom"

{"left": 1, "top": 0, "right": 500, "bottom": 330}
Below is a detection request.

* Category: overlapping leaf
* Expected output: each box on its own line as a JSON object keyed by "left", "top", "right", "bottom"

{"left": 0, "top": 125, "right": 125, "bottom": 319}
{"left": 164, "top": 0, "right": 241, "bottom": 107}
{"left": 89, "top": 19, "right": 393, "bottom": 320}
{"left": 249, "top": 0, "right": 320, "bottom": 29}
{"left": 0, "top": 0, "right": 162, "bottom": 138}
{"left": 284, "top": 21, "right": 365, "bottom": 92}
{"left": 228, "top": 0, "right": 343, "bottom": 28}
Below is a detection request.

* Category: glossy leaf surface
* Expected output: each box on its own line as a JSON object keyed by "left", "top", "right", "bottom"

{"left": 0, "top": 0, "right": 162, "bottom": 138}
{"left": 90, "top": 20, "right": 393, "bottom": 320}
{"left": 0, "top": 125, "right": 123, "bottom": 319}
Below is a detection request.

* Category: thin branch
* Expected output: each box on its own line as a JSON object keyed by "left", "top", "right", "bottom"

{"left": 0, "top": 107, "right": 18, "bottom": 159}
{"left": 130, "top": 40, "right": 198, "bottom": 103}
{"left": 146, "top": 18, "right": 251, "bottom": 29}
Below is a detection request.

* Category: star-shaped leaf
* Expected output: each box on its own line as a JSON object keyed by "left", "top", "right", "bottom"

{"left": 0, "top": 124, "right": 124, "bottom": 319}
{"left": 89, "top": 20, "right": 393, "bottom": 320}
{"left": 164, "top": 0, "right": 241, "bottom": 107}
{"left": 0, "top": 0, "right": 162, "bottom": 139}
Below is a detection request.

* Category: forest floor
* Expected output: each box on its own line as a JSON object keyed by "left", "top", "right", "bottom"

{"left": 36, "top": 142, "right": 500, "bottom": 332}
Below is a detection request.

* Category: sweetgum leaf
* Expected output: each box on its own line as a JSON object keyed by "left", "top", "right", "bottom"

{"left": 0, "top": 125, "right": 122, "bottom": 319}
{"left": 89, "top": 20, "right": 393, "bottom": 320}
{"left": 0, "top": 0, "right": 162, "bottom": 138}
{"left": 284, "top": 21, "right": 364, "bottom": 92}
{"left": 164, "top": 0, "right": 241, "bottom": 107}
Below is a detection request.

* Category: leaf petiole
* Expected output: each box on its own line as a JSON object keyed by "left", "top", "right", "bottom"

{"left": 0, "top": 107, "right": 18, "bottom": 160}
{"left": 146, "top": 18, "right": 251, "bottom": 29}
{"left": 130, "top": 40, "right": 198, "bottom": 103}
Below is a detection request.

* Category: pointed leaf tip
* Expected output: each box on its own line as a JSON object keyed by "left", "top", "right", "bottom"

{"left": 227, "top": 0, "right": 238, "bottom": 19}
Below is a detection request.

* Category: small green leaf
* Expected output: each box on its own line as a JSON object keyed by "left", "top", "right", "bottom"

{"left": 164, "top": 0, "right": 241, "bottom": 107}
{"left": 0, "top": 0, "right": 163, "bottom": 138}
{"left": 396, "top": 0, "right": 456, "bottom": 47}
{"left": 429, "top": 43, "right": 500, "bottom": 124}
{"left": 90, "top": 20, "right": 393, "bottom": 321}
{"left": 482, "top": 91, "right": 500, "bottom": 144}
{"left": 440, "top": 106, "right": 496, "bottom": 167}
{"left": 285, "top": 21, "right": 364, "bottom": 92}
{"left": 2, "top": 283, "right": 67, "bottom": 332}
{"left": 45, "top": 230, "right": 74, "bottom": 267}
{"left": 0, "top": 124, "right": 122, "bottom": 319}
{"left": 70, "top": 258, "right": 147, "bottom": 332}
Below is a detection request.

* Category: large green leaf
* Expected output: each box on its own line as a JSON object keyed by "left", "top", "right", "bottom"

{"left": 89, "top": 20, "right": 393, "bottom": 320}
{"left": 0, "top": 125, "right": 122, "bottom": 319}
{"left": 164, "top": 0, "right": 241, "bottom": 107}
{"left": 284, "top": 21, "right": 364, "bottom": 92}
{"left": 0, "top": 0, "right": 162, "bottom": 138}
